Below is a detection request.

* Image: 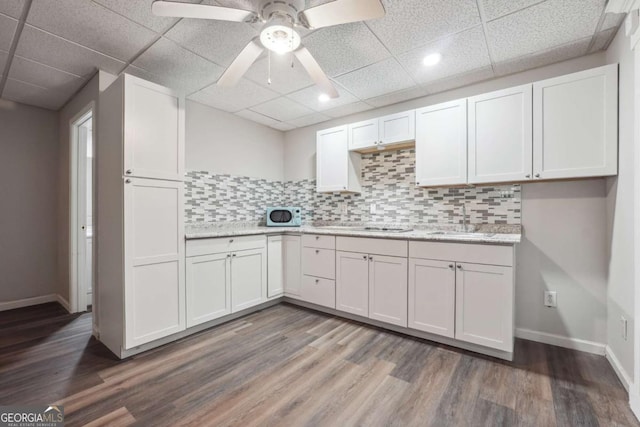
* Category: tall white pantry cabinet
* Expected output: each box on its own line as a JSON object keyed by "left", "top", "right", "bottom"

{"left": 97, "top": 74, "right": 186, "bottom": 357}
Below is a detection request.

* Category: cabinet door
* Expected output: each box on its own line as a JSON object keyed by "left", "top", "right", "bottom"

{"left": 186, "top": 253, "right": 231, "bottom": 328}
{"left": 124, "top": 178, "right": 185, "bottom": 349}
{"left": 231, "top": 248, "right": 267, "bottom": 312}
{"left": 369, "top": 255, "right": 408, "bottom": 327}
{"left": 533, "top": 64, "right": 618, "bottom": 180}
{"left": 455, "top": 263, "right": 513, "bottom": 352}
{"left": 468, "top": 84, "right": 533, "bottom": 184}
{"left": 124, "top": 75, "right": 184, "bottom": 181}
{"left": 415, "top": 100, "right": 467, "bottom": 187}
{"left": 336, "top": 251, "right": 369, "bottom": 316}
{"left": 283, "top": 235, "right": 302, "bottom": 296}
{"left": 348, "top": 118, "right": 379, "bottom": 151}
{"left": 317, "top": 125, "right": 350, "bottom": 192}
{"left": 408, "top": 259, "right": 455, "bottom": 338}
{"left": 379, "top": 110, "right": 415, "bottom": 147}
{"left": 267, "top": 236, "right": 284, "bottom": 298}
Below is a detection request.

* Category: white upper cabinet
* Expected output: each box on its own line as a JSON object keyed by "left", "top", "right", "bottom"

{"left": 317, "top": 125, "right": 362, "bottom": 193}
{"left": 123, "top": 75, "right": 184, "bottom": 181}
{"left": 348, "top": 110, "right": 415, "bottom": 151}
{"left": 415, "top": 99, "right": 467, "bottom": 187}
{"left": 468, "top": 84, "right": 533, "bottom": 184}
{"left": 533, "top": 64, "right": 618, "bottom": 180}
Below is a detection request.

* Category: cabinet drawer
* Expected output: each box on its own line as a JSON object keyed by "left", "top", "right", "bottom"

{"left": 303, "top": 234, "right": 336, "bottom": 250}
{"left": 301, "top": 275, "right": 336, "bottom": 308}
{"left": 336, "top": 237, "right": 407, "bottom": 257}
{"left": 409, "top": 241, "right": 513, "bottom": 267}
{"left": 186, "top": 235, "right": 266, "bottom": 257}
{"left": 302, "top": 247, "right": 335, "bottom": 279}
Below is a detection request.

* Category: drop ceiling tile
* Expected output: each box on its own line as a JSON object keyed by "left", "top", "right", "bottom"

{"left": 287, "top": 112, "right": 331, "bottom": 128}
{"left": 589, "top": 28, "right": 617, "bottom": 53}
{"left": 92, "top": 0, "right": 200, "bottom": 33}
{"left": 27, "top": 0, "right": 157, "bottom": 61}
{"left": 271, "top": 122, "right": 296, "bottom": 131}
{"left": 480, "top": 0, "right": 544, "bottom": 21}
{"left": 0, "top": 50, "right": 7, "bottom": 72}
{"left": 286, "top": 84, "right": 359, "bottom": 112}
{"left": 365, "top": 86, "right": 429, "bottom": 108}
{"left": 250, "top": 96, "right": 314, "bottom": 122}
{"left": 366, "top": 0, "right": 481, "bottom": 54}
{"left": 235, "top": 109, "right": 281, "bottom": 127}
{"left": 8, "top": 55, "right": 87, "bottom": 94}
{"left": 0, "top": 0, "right": 25, "bottom": 18}
{"left": 487, "top": 0, "right": 603, "bottom": 63}
{"left": 424, "top": 66, "right": 495, "bottom": 94}
{"left": 188, "top": 78, "right": 279, "bottom": 112}
{"left": 0, "top": 14, "right": 17, "bottom": 51}
{"left": 244, "top": 54, "right": 314, "bottom": 95}
{"left": 323, "top": 101, "right": 374, "bottom": 118}
{"left": 165, "top": 18, "right": 257, "bottom": 67}
{"left": 3, "top": 78, "right": 69, "bottom": 110}
{"left": 493, "top": 38, "right": 591, "bottom": 76}
{"left": 302, "top": 22, "right": 391, "bottom": 77}
{"left": 15, "top": 25, "right": 125, "bottom": 77}
{"left": 132, "top": 38, "right": 224, "bottom": 94}
{"left": 397, "top": 26, "right": 491, "bottom": 85}
{"left": 335, "top": 58, "right": 416, "bottom": 100}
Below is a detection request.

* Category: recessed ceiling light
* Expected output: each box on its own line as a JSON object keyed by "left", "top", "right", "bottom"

{"left": 423, "top": 53, "right": 442, "bottom": 67}
{"left": 318, "top": 93, "right": 331, "bottom": 102}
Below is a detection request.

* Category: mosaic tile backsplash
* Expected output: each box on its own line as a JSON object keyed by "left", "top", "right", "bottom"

{"left": 185, "top": 149, "right": 521, "bottom": 225}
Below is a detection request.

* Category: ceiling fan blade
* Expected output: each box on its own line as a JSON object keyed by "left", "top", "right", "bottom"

{"left": 294, "top": 47, "right": 339, "bottom": 99}
{"left": 151, "top": 1, "right": 256, "bottom": 22}
{"left": 300, "top": 0, "right": 385, "bottom": 29}
{"left": 217, "top": 39, "right": 264, "bottom": 87}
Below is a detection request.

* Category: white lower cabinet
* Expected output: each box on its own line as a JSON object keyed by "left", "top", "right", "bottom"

{"left": 455, "top": 263, "right": 513, "bottom": 352}
{"left": 186, "top": 253, "right": 231, "bottom": 328}
{"left": 368, "top": 255, "right": 408, "bottom": 327}
{"left": 408, "top": 259, "right": 455, "bottom": 338}
{"left": 336, "top": 251, "right": 370, "bottom": 316}
{"left": 231, "top": 248, "right": 267, "bottom": 312}
{"left": 301, "top": 276, "right": 335, "bottom": 308}
{"left": 283, "top": 235, "right": 302, "bottom": 296}
{"left": 267, "top": 236, "right": 284, "bottom": 298}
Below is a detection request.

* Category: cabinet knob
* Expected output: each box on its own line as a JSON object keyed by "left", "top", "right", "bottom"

{"left": 449, "top": 264, "right": 454, "bottom": 269}
{"left": 457, "top": 264, "right": 462, "bottom": 269}
{"left": 227, "top": 254, "right": 231, "bottom": 258}
{"left": 368, "top": 256, "right": 373, "bottom": 261}
{"left": 535, "top": 173, "right": 541, "bottom": 178}
{"left": 315, "top": 279, "right": 320, "bottom": 283}
{"left": 315, "top": 249, "right": 320, "bottom": 254}
{"left": 363, "top": 255, "right": 367, "bottom": 260}
{"left": 525, "top": 174, "right": 531, "bottom": 179}
{"left": 315, "top": 236, "right": 320, "bottom": 240}
{"left": 125, "top": 169, "right": 132, "bottom": 175}
{"left": 232, "top": 253, "right": 237, "bottom": 257}
{"left": 125, "top": 178, "right": 131, "bottom": 184}
{"left": 229, "top": 239, "right": 234, "bottom": 243}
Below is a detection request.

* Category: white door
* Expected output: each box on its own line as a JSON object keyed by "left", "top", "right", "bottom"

{"left": 124, "top": 75, "right": 184, "bottom": 181}
{"left": 124, "top": 177, "right": 185, "bottom": 349}
{"left": 267, "top": 235, "right": 284, "bottom": 298}
{"left": 415, "top": 100, "right": 467, "bottom": 187}
{"left": 336, "top": 251, "right": 369, "bottom": 316}
{"left": 408, "top": 258, "right": 455, "bottom": 338}
{"left": 348, "top": 118, "right": 379, "bottom": 151}
{"left": 468, "top": 84, "right": 533, "bottom": 184}
{"left": 186, "top": 253, "right": 231, "bottom": 328}
{"left": 283, "top": 235, "right": 302, "bottom": 296}
{"left": 368, "top": 255, "right": 408, "bottom": 327}
{"left": 379, "top": 110, "right": 415, "bottom": 147}
{"left": 231, "top": 248, "right": 267, "bottom": 312}
{"left": 533, "top": 64, "right": 618, "bottom": 180}
{"left": 455, "top": 263, "right": 513, "bottom": 352}
{"left": 317, "top": 125, "right": 349, "bottom": 192}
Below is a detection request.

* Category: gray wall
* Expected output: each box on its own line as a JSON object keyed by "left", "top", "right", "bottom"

{"left": 282, "top": 52, "right": 611, "bottom": 346}
{"left": 0, "top": 99, "right": 59, "bottom": 302}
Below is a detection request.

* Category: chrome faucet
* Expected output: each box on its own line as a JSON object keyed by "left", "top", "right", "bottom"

{"left": 462, "top": 204, "right": 468, "bottom": 232}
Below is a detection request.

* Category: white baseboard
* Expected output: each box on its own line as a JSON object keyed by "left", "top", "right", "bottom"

{"left": 55, "top": 295, "right": 71, "bottom": 313}
{"left": 630, "top": 391, "right": 640, "bottom": 423}
{"left": 515, "top": 328, "right": 606, "bottom": 355}
{"left": 605, "top": 345, "right": 633, "bottom": 392}
{"left": 0, "top": 294, "right": 71, "bottom": 312}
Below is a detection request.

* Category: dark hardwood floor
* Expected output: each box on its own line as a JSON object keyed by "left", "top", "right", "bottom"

{"left": 0, "top": 302, "right": 636, "bottom": 426}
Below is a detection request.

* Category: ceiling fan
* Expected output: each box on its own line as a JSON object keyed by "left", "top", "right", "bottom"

{"left": 152, "top": 0, "right": 386, "bottom": 98}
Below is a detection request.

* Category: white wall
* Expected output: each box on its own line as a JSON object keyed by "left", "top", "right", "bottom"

{"left": 283, "top": 52, "right": 612, "bottom": 346}
{"left": 186, "top": 100, "right": 285, "bottom": 181}
{"left": 605, "top": 27, "right": 635, "bottom": 379}
{"left": 0, "top": 99, "right": 59, "bottom": 302}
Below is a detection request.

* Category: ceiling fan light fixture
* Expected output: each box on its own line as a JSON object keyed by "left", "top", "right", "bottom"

{"left": 423, "top": 52, "right": 442, "bottom": 67}
{"left": 260, "top": 24, "right": 301, "bottom": 54}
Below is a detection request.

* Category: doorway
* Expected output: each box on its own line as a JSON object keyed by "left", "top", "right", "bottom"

{"left": 70, "top": 104, "right": 94, "bottom": 314}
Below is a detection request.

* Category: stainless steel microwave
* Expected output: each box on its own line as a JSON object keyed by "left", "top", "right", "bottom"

{"left": 266, "top": 207, "right": 302, "bottom": 227}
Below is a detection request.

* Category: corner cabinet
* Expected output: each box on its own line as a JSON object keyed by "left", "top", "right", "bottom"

{"left": 317, "top": 125, "right": 362, "bottom": 193}
{"left": 533, "top": 64, "right": 618, "bottom": 180}
{"left": 348, "top": 110, "right": 415, "bottom": 152}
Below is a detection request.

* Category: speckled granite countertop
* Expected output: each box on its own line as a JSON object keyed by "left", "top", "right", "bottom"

{"left": 185, "top": 222, "right": 521, "bottom": 245}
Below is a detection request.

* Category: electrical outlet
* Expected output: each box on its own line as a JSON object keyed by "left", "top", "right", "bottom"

{"left": 340, "top": 202, "right": 348, "bottom": 216}
{"left": 370, "top": 204, "right": 377, "bottom": 214}
{"left": 544, "top": 291, "right": 557, "bottom": 308}
{"left": 622, "top": 316, "right": 628, "bottom": 341}
{"left": 500, "top": 190, "right": 515, "bottom": 199}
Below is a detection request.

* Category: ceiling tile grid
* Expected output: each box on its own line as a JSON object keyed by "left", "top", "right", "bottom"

{"left": 249, "top": 96, "right": 314, "bottom": 122}
{"left": 335, "top": 57, "right": 416, "bottom": 100}
{"left": 187, "top": 77, "right": 279, "bottom": 112}
{"left": 0, "top": 13, "right": 18, "bottom": 51}
{"left": 0, "top": 0, "right": 25, "bottom": 19}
